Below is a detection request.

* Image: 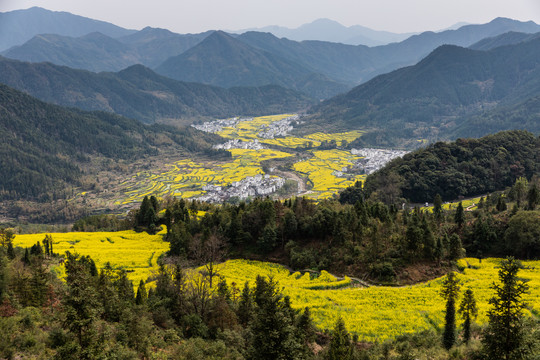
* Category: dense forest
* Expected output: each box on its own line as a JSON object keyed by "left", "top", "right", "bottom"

{"left": 363, "top": 130, "right": 540, "bottom": 203}
{"left": 0, "top": 83, "right": 229, "bottom": 202}
{"left": 2, "top": 178, "right": 540, "bottom": 358}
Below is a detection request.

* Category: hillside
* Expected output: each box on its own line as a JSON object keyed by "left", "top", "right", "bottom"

{"left": 2, "top": 29, "right": 210, "bottom": 72}
{"left": 0, "top": 57, "right": 314, "bottom": 124}
{"left": 155, "top": 31, "right": 349, "bottom": 99}
{"left": 0, "top": 83, "right": 226, "bottom": 201}
{"left": 0, "top": 6, "right": 135, "bottom": 51}
{"left": 307, "top": 37, "right": 540, "bottom": 145}
{"left": 469, "top": 31, "right": 540, "bottom": 50}
{"left": 237, "top": 18, "right": 540, "bottom": 85}
{"left": 363, "top": 130, "right": 540, "bottom": 203}
{"left": 4, "top": 15, "right": 540, "bottom": 98}
{"left": 3, "top": 32, "right": 140, "bottom": 72}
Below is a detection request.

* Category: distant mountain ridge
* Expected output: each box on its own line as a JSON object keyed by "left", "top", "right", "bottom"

{"left": 154, "top": 31, "right": 350, "bottom": 99}
{"left": 0, "top": 7, "right": 135, "bottom": 51}
{"left": 3, "top": 11, "right": 540, "bottom": 99}
{"left": 0, "top": 56, "right": 314, "bottom": 124}
{"left": 3, "top": 29, "right": 211, "bottom": 72}
{"left": 308, "top": 35, "right": 540, "bottom": 146}
{"left": 231, "top": 18, "right": 415, "bottom": 46}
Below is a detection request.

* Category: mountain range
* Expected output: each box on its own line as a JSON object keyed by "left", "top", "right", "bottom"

{"left": 307, "top": 34, "right": 540, "bottom": 146}
{"left": 3, "top": 12, "right": 539, "bottom": 100}
{"left": 231, "top": 18, "right": 415, "bottom": 46}
{"left": 0, "top": 56, "right": 313, "bottom": 124}
{"left": 0, "top": 6, "right": 135, "bottom": 51}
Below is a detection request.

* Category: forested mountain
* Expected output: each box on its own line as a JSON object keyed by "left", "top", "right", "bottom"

{"left": 0, "top": 83, "right": 226, "bottom": 201}
{"left": 307, "top": 36, "right": 540, "bottom": 145}
{"left": 363, "top": 131, "right": 540, "bottom": 203}
{"left": 0, "top": 7, "right": 135, "bottom": 51}
{"left": 2, "top": 29, "right": 210, "bottom": 72}
{"left": 4, "top": 14, "right": 539, "bottom": 99}
{"left": 155, "top": 31, "right": 349, "bottom": 99}
{"left": 0, "top": 57, "right": 313, "bottom": 124}
{"left": 237, "top": 18, "right": 540, "bottom": 85}
{"left": 469, "top": 31, "right": 540, "bottom": 51}
{"left": 451, "top": 95, "right": 540, "bottom": 138}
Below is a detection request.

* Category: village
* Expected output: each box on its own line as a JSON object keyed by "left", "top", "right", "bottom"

{"left": 191, "top": 117, "right": 252, "bottom": 133}
{"left": 257, "top": 114, "right": 300, "bottom": 138}
{"left": 198, "top": 174, "right": 286, "bottom": 203}
{"left": 350, "top": 148, "right": 409, "bottom": 174}
{"left": 213, "top": 139, "right": 266, "bottom": 150}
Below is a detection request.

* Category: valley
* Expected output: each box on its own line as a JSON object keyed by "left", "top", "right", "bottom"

{"left": 1, "top": 5, "right": 540, "bottom": 359}
{"left": 72, "top": 114, "right": 404, "bottom": 209}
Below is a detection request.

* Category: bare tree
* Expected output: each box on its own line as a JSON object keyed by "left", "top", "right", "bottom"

{"left": 190, "top": 233, "right": 225, "bottom": 288}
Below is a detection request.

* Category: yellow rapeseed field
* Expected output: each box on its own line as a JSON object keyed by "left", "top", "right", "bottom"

{"left": 214, "top": 258, "right": 540, "bottom": 342}
{"left": 14, "top": 229, "right": 169, "bottom": 285}
{"left": 110, "top": 114, "right": 367, "bottom": 203}
{"left": 293, "top": 149, "right": 366, "bottom": 199}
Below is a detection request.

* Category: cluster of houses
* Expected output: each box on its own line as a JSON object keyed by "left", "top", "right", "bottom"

{"left": 350, "top": 148, "right": 409, "bottom": 174}
{"left": 191, "top": 117, "right": 253, "bottom": 133}
{"left": 198, "top": 174, "right": 285, "bottom": 203}
{"left": 257, "top": 115, "right": 300, "bottom": 139}
{"left": 213, "top": 139, "right": 266, "bottom": 150}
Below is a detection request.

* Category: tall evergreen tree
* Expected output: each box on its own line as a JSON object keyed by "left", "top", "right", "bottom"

{"left": 527, "top": 184, "right": 540, "bottom": 210}
{"left": 63, "top": 252, "right": 103, "bottom": 359}
{"left": 482, "top": 258, "right": 529, "bottom": 360}
{"left": 440, "top": 272, "right": 461, "bottom": 350}
{"left": 325, "top": 317, "right": 353, "bottom": 360}
{"left": 449, "top": 234, "right": 464, "bottom": 261}
{"left": 135, "top": 279, "right": 147, "bottom": 305}
{"left": 458, "top": 289, "right": 478, "bottom": 344}
{"left": 454, "top": 202, "right": 465, "bottom": 228}
{"left": 249, "top": 276, "right": 303, "bottom": 360}
{"left": 433, "top": 193, "right": 443, "bottom": 221}
{"left": 237, "top": 281, "right": 254, "bottom": 326}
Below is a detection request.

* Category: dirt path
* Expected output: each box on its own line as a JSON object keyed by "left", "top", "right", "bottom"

{"left": 274, "top": 170, "right": 307, "bottom": 193}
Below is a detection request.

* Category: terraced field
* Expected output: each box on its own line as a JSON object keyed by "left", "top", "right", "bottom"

{"left": 293, "top": 150, "right": 366, "bottom": 199}
{"left": 115, "top": 148, "right": 292, "bottom": 205}
{"left": 214, "top": 258, "right": 540, "bottom": 342}
{"left": 97, "top": 114, "right": 367, "bottom": 204}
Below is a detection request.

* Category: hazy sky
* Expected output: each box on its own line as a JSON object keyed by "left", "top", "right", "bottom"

{"left": 1, "top": 0, "right": 540, "bottom": 33}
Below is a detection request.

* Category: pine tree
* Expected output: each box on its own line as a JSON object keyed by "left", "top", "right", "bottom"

{"left": 249, "top": 276, "right": 302, "bottom": 360}
{"left": 433, "top": 193, "right": 443, "bottom": 221}
{"left": 449, "top": 234, "right": 463, "bottom": 261}
{"left": 63, "top": 252, "right": 103, "bottom": 358}
{"left": 482, "top": 258, "right": 529, "bottom": 360}
{"left": 135, "top": 279, "right": 147, "bottom": 305}
{"left": 23, "top": 248, "right": 30, "bottom": 266}
{"left": 527, "top": 184, "right": 539, "bottom": 210}
{"left": 458, "top": 289, "right": 478, "bottom": 344}
{"left": 237, "top": 281, "right": 254, "bottom": 326}
{"left": 6, "top": 241, "right": 15, "bottom": 260}
{"left": 496, "top": 195, "right": 507, "bottom": 212}
{"left": 454, "top": 202, "right": 465, "bottom": 228}
{"left": 440, "top": 272, "right": 461, "bottom": 350}
{"left": 325, "top": 317, "right": 353, "bottom": 360}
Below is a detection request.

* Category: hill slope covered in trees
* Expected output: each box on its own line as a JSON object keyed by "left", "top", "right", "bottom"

{"left": 0, "top": 83, "right": 226, "bottom": 201}
{"left": 0, "top": 57, "right": 313, "bottom": 124}
{"left": 363, "top": 130, "right": 540, "bottom": 203}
